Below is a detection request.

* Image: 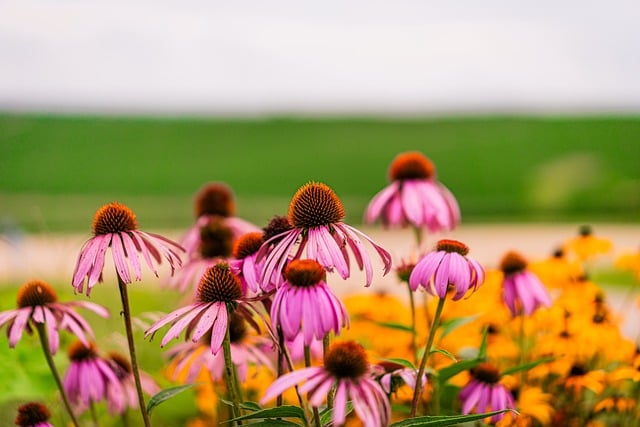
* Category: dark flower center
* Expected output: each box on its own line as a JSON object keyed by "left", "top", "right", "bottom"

{"left": 195, "top": 182, "right": 236, "bottom": 218}
{"left": 436, "top": 239, "right": 469, "bottom": 256}
{"left": 285, "top": 259, "right": 326, "bottom": 287}
{"left": 199, "top": 218, "right": 234, "bottom": 259}
{"left": 108, "top": 352, "right": 132, "bottom": 377}
{"left": 92, "top": 202, "right": 138, "bottom": 235}
{"left": 16, "top": 280, "right": 58, "bottom": 308}
{"left": 552, "top": 247, "right": 564, "bottom": 258}
{"left": 68, "top": 341, "right": 98, "bottom": 361}
{"left": 197, "top": 263, "right": 243, "bottom": 303}
{"left": 471, "top": 363, "right": 501, "bottom": 384}
{"left": 262, "top": 215, "right": 294, "bottom": 242}
{"left": 579, "top": 224, "right": 593, "bottom": 237}
{"left": 233, "top": 232, "right": 264, "bottom": 259}
{"left": 500, "top": 251, "right": 528, "bottom": 275}
{"left": 388, "top": 151, "right": 435, "bottom": 181}
{"left": 395, "top": 260, "right": 416, "bottom": 284}
{"left": 324, "top": 341, "right": 369, "bottom": 380}
{"left": 228, "top": 312, "right": 248, "bottom": 343}
{"left": 288, "top": 182, "right": 345, "bottom": 228}
{"left": 15, "top": 402, "right": 51, "bottom": 426}
{"left": 568, "top": 364, "right": 587, "bottom": 377}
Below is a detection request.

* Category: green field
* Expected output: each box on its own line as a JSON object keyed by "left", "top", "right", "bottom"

{"left": 1, "top": 114, "right": 639, "bottom": 232}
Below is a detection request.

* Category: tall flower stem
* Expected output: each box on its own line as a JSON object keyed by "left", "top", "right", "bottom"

{"left": 276, "top": 326, "right": 286, "bottom": 407}
{"left": 117, "top": 275, "right": 151, "bottom": 427}
{"left": 410, "top": 296, "right": 446, "bottom": 418}
{"left": 406, "top": 283, "right": 418, "bottom": 364}
{"left": 35, "top": 323, "right": 80, "bottom": 427}
{"left": 323, "top": 334, "right": 334, "bottom": 410}
{"left": 304, "top": 346, "right": 322, "bottom": 427}
{"left": 222, "top": 322, "right": 242, "bottom": 424}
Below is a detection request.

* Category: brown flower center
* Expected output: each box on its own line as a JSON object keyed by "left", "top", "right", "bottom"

{"left": 16, "top": 280, "right": 58, "bottom": 308}
{"left": 92, "top": 202, "right": 138, "bottom": 235}
{"left": 288, "top": 182, "right": 345, "bottom": 228}
{"left": 471, "top": 363, "right": 501, "bottom": 384}
{"left": 324, "top": 341, "right": 369, "bottom": 380}
{"left": 436, "top": 239, "right": 469, "bottom": 256}
{"left": 197, "top": 263, "right": 243, "bottom": 303}
{"left": 285, "top": 259, "right": 326, "bottom": 287}
{"left": 199, "top": 218, "right": 234, "bottom": 258}
{"left": 68, "top": 341, "right": 98, "bottom": 361}
{"left": 108, "top": 352, "right": 132, "bottom": 375}
{"left": 388, "top": 151, "right": 435, "bottom": 181}
{"left": 195, "top": 182, "right": 236, "bottom": 218}
{"left": 579, "top": 224, "right": 593, "bottom": 237}
{"left": 500, "top": 251, "right": 528, "bottom": 275}
{"left": 568, "top": 363, "right": 587, "bottom": 377}
{"left": 15, "top": 402, "right": 51, "bottom": 427}
{"left": 233, "top": 232, "right": 264, "bottom": 259}
{"left": 262, "top": 215, "right": 294, "bottom": 242}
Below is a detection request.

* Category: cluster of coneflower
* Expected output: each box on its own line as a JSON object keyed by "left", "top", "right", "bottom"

{"left": 2, "top": 151, "right": 639, "bottom": 427}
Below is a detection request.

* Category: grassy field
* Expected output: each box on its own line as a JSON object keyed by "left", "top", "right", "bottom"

{"left": 1, "top": 114, "right": 639, "bottom": 232}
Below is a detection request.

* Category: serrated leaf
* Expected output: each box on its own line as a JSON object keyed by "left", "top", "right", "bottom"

{"left": 437, "top": 358, "right": 482, "bottom": 385}
{"left": 377, "top": 357, "right": 416, "bottom": 370}
{"left": 374, "top": 321, "right": 415, "bottom": 334}
{"left": 390, "top": 409, "right": 517, "bottom": 426}
{"left": 502, "top": 356, "right": 555, "bottom": 376}
{"left": 224, "top": 405, "right": 306, "bottom": 423}
{"left": 319, "top": 401, "right": 354, "bottom": 425}
{"left": 439, "top": 315, "right": 479, "bottom": 339}
{"left": 146, "top": 383, "right": 200, "bottom": 414}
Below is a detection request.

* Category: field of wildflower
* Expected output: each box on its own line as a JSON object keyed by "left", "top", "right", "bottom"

{"left": 1, "top": 147, "right": 640, "bottom": 427}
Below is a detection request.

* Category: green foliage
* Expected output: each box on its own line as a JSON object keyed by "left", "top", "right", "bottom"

{"left": 147, "top": 383, "right": 200, "bottom": 414}
{"left": 390, "top": 409, "right": 516, "bottom": 426}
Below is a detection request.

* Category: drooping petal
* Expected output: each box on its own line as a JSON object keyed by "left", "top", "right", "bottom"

{"left": 8, "top": 308, "right": 30, "bottom": 347}
{"left": 209, "top": 303, "right": 228, "bottom": 355}
{"left": 260, "top": 367, "right": 321, "bottom": 404}
{"left": 111, "top": 234, "right": 131, "bottom": 283}
{"left": 191, "top": 303, "right": 220, "bottom": 343}
{"left": 121, "top": 232, "right": 143, "bottom": 281}
{"left": 145, "top": 304, "right": 201, "bottom": 338}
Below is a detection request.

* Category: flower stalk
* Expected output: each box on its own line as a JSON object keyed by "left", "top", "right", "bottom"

{"left": 222, "top": 321, "right": 242, "bottom": 424}
{"left": 35, "top": 323, "right": 80, "bottom": 427}
{"left": 410, "top": 296, "right": 446, "bottom": 417}
{"left": 117, "top": 274, "right": 152, "bottom": 427}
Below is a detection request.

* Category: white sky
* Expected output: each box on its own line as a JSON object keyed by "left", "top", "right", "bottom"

{"left": 1, "top": 0, "right": 639, "bottom": 115}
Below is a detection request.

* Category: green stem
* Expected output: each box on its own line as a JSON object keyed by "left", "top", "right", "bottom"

{"left": 304, "top": 346, "right": 322, "bottom": 427}
{"left": 35, "top": 323, "right": 80, "bottom": 427}
{"left": 276, "top": 326, "right": 285, "bottom": 407}
{"left": 412, "top": 226, "right": 424, "bottom": 248}
{"left": 323, "top": 334, "right": 334, "bottom": 410}
{"left": 406, "top": 283, "right": 418, "bottom": 364}
{"left": 117, "top": 275, "right": 152, "bottom": 427}
{"left": 222, "top": 322, "right": 242, "bottom": 425}
{"left": 410, "top": 296, "right": 446, "bottom": 418}
{"left": 89, "top": 399, "right": 99, "bottom": 427}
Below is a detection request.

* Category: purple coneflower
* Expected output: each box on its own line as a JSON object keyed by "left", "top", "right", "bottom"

{"left": 106, "top": 352, "right": 160, "bottom": 415}
{"left": 63, "top": 341, "right": 124, "bottom": 413}
{"left": 167, "top": 312, "right": 274, "bottom": 383}
{"left": 145, "top": 262, "right": 251, "bottom": 355}
{"left": 409, "top": 239, "right": 485, "bottom": 300}
{"left": 459, "top": 363, "right": 515, "bottom": 423}
{"left": 261, "top": 341, "right": 390, "bottom": 427}
{"left": 271, "top": 259, "right": 349, "bottom": 346}
{"left": 181, "top": 182, "right": 260, "bottom": 257}
{"left": 258, "top": 182, "right": 392, "bottom": 287}
{"left": 229, "top": 231, "right": 270, "bottom": 294}
{"left": 365, "top": 151, "right": 460, "bottom": 232}
{"left": 14, "top": 402, "right": 53, "bottom": 427}
{"left": 72, "top": 202, "right": 184, "bottom": 295}
{"left": 167, "top": 217, "right": 235, "bottom": 294}
{"left": 0, "top": 279, "right": 108, "bottom": 354}
{"left": 500, "top": 251, "right": 552, "bottom": 316}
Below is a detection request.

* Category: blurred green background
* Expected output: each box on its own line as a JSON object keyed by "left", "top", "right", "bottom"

{"left": 2, "top": 113, "right": 640, "bottom": 233}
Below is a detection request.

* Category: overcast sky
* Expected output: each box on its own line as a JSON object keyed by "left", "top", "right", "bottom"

{"left": 1, "top": 0, "right": 639, "bottom": 116}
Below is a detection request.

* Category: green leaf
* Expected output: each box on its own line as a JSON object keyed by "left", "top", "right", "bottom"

{"left": 477, "top": 325, "right": 489, "bottom": 360}
{"left": 429, "top": 348, "right": 457, "bottom": 362}
{"left": 390, "top": 409, "right": 517, "bottom": 426}
{"left": 502, "top": 356, "right": 555, "bottom": 376}
{"left": 377, "top": 357, "right": 416, "bottom": 370}
{"left": 439, "top": 315, "right": 479, "bottom": 339}
{"left": 224, "top": 405, "right": 306, "bottom": 423}
{"left": 319, "top": 401, "right": 354, "bottom": 425}
{"left": 146, "top": 383, "right": 200, "bottom": 414}
{"left": 240, "top": 421, "right": 301, "bottom": 426}
{"left": 374, "top": 321, "right": 415, "bottom": 334}
{"left": 437, "top": 358, "right": 482, "bottom": 385}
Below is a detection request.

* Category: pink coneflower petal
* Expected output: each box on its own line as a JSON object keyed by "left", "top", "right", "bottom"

{"left": 129, "top": 232, "right": 158, "bottom": 276}
{"left": 191, "top": 303, "right": 220, "bottom": 343}
{"left": 9, "top": 308, "right": 30, "bottom": 347}
{"left": 461, "top": 382, "right": 482, "bottom": 414}
{"left": 306, "top": 375, "right": 334, "bottom": 407}
{"left": 210, "top": 305, "right": 228, "bottom": 355}
{"left": 145, "top": 304, "right": 201, "bottom": 338}
{"left": 111, "top": 235, "right": 131, "bottom": 283}
{"left": 365, "top": 183, "right": 398, "bottom": 224}
{"left": 409, "top": 251, "right": 445, "bottom": 291}
{"left": 121, "top": 233, "right": 143, "bottom": 281}
{"left": 160, "top": 304, "right": 209, "bottom": 347}
{"left": 333, "top": 381, "right": 349, "bottom": 426}
{"left": 43, "top": 307, "right": 59, "bottom": 354}
{"left": 260, "top": 367, "right": 321, "bottom": 403}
